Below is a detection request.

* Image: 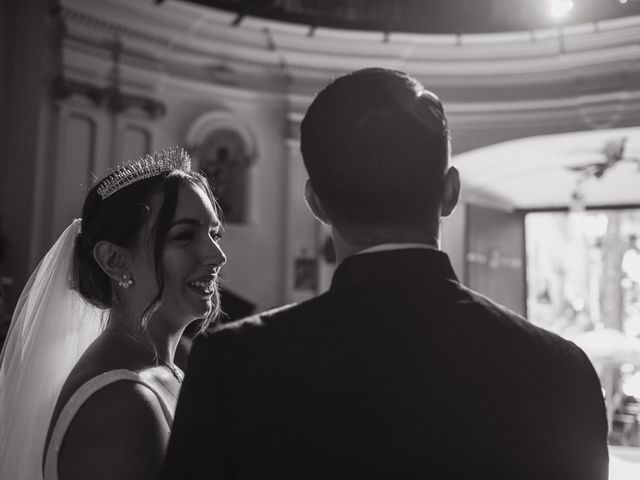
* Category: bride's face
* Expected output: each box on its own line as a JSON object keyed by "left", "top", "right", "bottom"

{"left": 129, "top": 182, "right": 226, "bottom": 328}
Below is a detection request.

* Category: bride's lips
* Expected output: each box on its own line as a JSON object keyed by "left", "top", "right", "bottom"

{"left": 187, "top": 275, "right": 217, "bottom": 297}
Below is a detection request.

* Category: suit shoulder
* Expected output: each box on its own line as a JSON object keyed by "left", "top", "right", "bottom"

{"left": 453, "top": 281, "right": 584, "bottom": 358}
{"left": 216, "top": 302, "right": 300, "bottom": 334}
{"left": 197, "top": 295, "right": 328, "bottom": 346}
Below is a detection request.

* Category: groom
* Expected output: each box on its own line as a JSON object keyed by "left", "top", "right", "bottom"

{"left": 161, "top": 68, "right": 608, "bottom": 479}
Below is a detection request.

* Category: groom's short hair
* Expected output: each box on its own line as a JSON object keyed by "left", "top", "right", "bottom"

{"left": 300, "top": 68, "right": 450, "bottom": 230}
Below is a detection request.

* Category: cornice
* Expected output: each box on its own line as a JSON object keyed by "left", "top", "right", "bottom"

{"left": 285, "top": 89, "right": 640, "bottom": 141}
{"left": 438, "top": 90, "right": 640, "bottom": 131}
{"left": 61, "top": 2, "right": 171, "bottom": 50}
{"left": 60, "top": 0, "right": 640, "bottom": 91}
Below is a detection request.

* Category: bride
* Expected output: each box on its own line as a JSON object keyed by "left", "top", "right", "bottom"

{"left": 0, "top": 147, "right": 226, "bottom": 479}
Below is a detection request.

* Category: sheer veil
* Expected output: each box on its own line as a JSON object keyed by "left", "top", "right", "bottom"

{"left": 0, "top": 219, "right": 107, "bottom": 479}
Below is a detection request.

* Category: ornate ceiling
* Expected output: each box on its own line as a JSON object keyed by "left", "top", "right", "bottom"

{"left": 182, "top": 0, "right": 640, "bottom": 34}
{"left": 57, "top": 0, "right": 640, "bottom": 208}
{"left": 58, "top": 0, "right": 640, "bottom": 149}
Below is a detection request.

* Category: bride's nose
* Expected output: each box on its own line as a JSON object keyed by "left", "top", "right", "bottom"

{"left": 205, "top": 238, "right": 227, "bottom": 269}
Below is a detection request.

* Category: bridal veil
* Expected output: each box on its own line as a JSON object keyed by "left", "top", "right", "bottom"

{"left": 0, "top": 220, "right": 107, "bottom": 479}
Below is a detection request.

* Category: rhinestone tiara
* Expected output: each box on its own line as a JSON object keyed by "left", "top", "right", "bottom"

{"left": 96, "top": 147, "right": 192, "bottom": 200}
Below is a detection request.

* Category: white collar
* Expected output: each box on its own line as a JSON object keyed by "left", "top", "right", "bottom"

{"left": 354, "top": 243, "right": 439, "bottom": 256}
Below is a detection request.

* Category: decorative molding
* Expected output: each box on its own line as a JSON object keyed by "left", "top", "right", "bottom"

{"left": 59, "top": 0, "right": 640, "bottom": 91}
{"left": 446, "top": 90, "right": 640, "bottom": 131}
{"left": 52, "top": 76, "right": 167, "bottom": 118}
{"left": 57, "top": 1, "right": 640, "bottom": 156}
{"left": 285, "top": 88, "right": 640, "bottom": 140}
{"left": 102, "top": 86, "right": 167, "bottom": 117}
{"left": 52, "top": 76, "right": 103, "bottom": 106}
{"left": 61, "top": 4, "right": 171, "bottom": 50}
{"left": 185, "top": 110, "right": 257, "bottom": 159}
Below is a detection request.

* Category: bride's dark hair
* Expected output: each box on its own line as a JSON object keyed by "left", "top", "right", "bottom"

{"left": 74, "top": 169, "right": 221, "bottom": 334}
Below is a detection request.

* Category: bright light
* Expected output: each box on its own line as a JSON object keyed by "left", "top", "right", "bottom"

{"left": 619, "top": 0, "right": 628, "bottom": 4}
{"left": 549, "top": 0, "right": 574, "bottom": 19}
{"left": 622, "top": 371, "right": 640, "bottom": 399}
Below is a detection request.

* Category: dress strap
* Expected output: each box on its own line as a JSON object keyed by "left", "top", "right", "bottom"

{"left": 43, "top": 369, "right": 173, "bottom": 480}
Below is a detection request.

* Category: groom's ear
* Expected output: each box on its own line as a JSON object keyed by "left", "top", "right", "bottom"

{"left": 304, "top": 180, "right": 332, "bottom": 226}
{"left": 440, "top": 166, "right": 460, "bottom": 218}
{"left": 93, "top": 241, "right": 130, "bottom": 282}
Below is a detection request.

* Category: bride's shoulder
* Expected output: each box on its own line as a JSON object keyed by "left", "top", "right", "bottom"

{"left": 45, "top": 333, "right": 165, "bottom": 455}
{"left": 64, "top": 375, "right": 169, "bottom": 432}
{"left": 54, "top": 374, "right": 170, "bottom": 480}
{"left": 53, "top": 334, "right": 146, "bottom": 411}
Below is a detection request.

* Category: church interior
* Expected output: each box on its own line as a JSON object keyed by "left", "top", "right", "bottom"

{"left": 1, "top": 0, "right": 640, "bottom": 476}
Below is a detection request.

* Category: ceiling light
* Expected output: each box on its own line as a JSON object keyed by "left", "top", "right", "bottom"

{"left": 549, "top": 0, "right": 574, "bottom": 19}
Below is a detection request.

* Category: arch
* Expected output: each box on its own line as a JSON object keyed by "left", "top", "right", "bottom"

{"left": 186, "top": 111, "right": 258, "bottom": 161}
{"left": 185, "top": 111, "right": 258, "bottom": 224}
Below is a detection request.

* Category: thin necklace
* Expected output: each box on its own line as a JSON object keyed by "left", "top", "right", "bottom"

{"left": 118, "top": 329, "right": 184, "bottom": 383}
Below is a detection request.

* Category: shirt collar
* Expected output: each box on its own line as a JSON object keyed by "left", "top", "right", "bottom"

{"left": 330, "top": 247, "right": 458, "bottom": 293}
{"left": 354, "top": 242, "right": 439, "bottom": 256}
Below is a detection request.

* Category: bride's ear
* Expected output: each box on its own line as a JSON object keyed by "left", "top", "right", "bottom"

{"left": 93, "top": 241, "right": 130, "bottom": 282}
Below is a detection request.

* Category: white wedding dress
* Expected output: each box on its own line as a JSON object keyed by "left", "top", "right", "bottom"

{"left": 43, "top": 369, "right": 174, "bottom": 480}
{"left": 0, "top": 220, "right": 173, "bottom": 480}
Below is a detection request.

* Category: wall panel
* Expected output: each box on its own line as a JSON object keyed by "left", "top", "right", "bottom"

{"left": 53, "top": 110, "right": 97, "bottom": 238}
{"left": 121, "top": 123, "right": 151, "bottom": 161}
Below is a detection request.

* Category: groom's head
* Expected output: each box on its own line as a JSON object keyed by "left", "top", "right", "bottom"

{"left": 300, "top": 68, "right": 459, "bottom": 243}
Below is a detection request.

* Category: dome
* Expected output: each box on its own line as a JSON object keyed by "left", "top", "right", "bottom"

{"left": 183, "top": 0, "right": 640, "bottom": 34}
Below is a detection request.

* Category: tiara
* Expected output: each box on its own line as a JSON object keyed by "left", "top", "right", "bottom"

{"left": 97, "top": 147, "right": 191, "bottom": 199}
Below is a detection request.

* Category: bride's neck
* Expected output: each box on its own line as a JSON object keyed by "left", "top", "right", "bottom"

{"left": 107, "top": 310, "right": 184, "bottom": 365}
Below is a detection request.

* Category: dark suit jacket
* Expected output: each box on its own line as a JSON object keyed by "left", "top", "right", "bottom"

{"left": 161, "top": 249, "right": 608, "bottom": 479}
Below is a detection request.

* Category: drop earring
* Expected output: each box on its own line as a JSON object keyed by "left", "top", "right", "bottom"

{"left": 118, "top": 273, "right": 133, "bottom": 289}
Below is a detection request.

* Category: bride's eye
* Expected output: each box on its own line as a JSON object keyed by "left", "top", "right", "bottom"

{"left": 171, "top": 230, "right": 195, "bottom": 242}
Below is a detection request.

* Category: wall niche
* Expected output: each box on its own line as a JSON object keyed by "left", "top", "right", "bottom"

{"left": 186, "top": 111, "right": 256, "bottom": 224}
